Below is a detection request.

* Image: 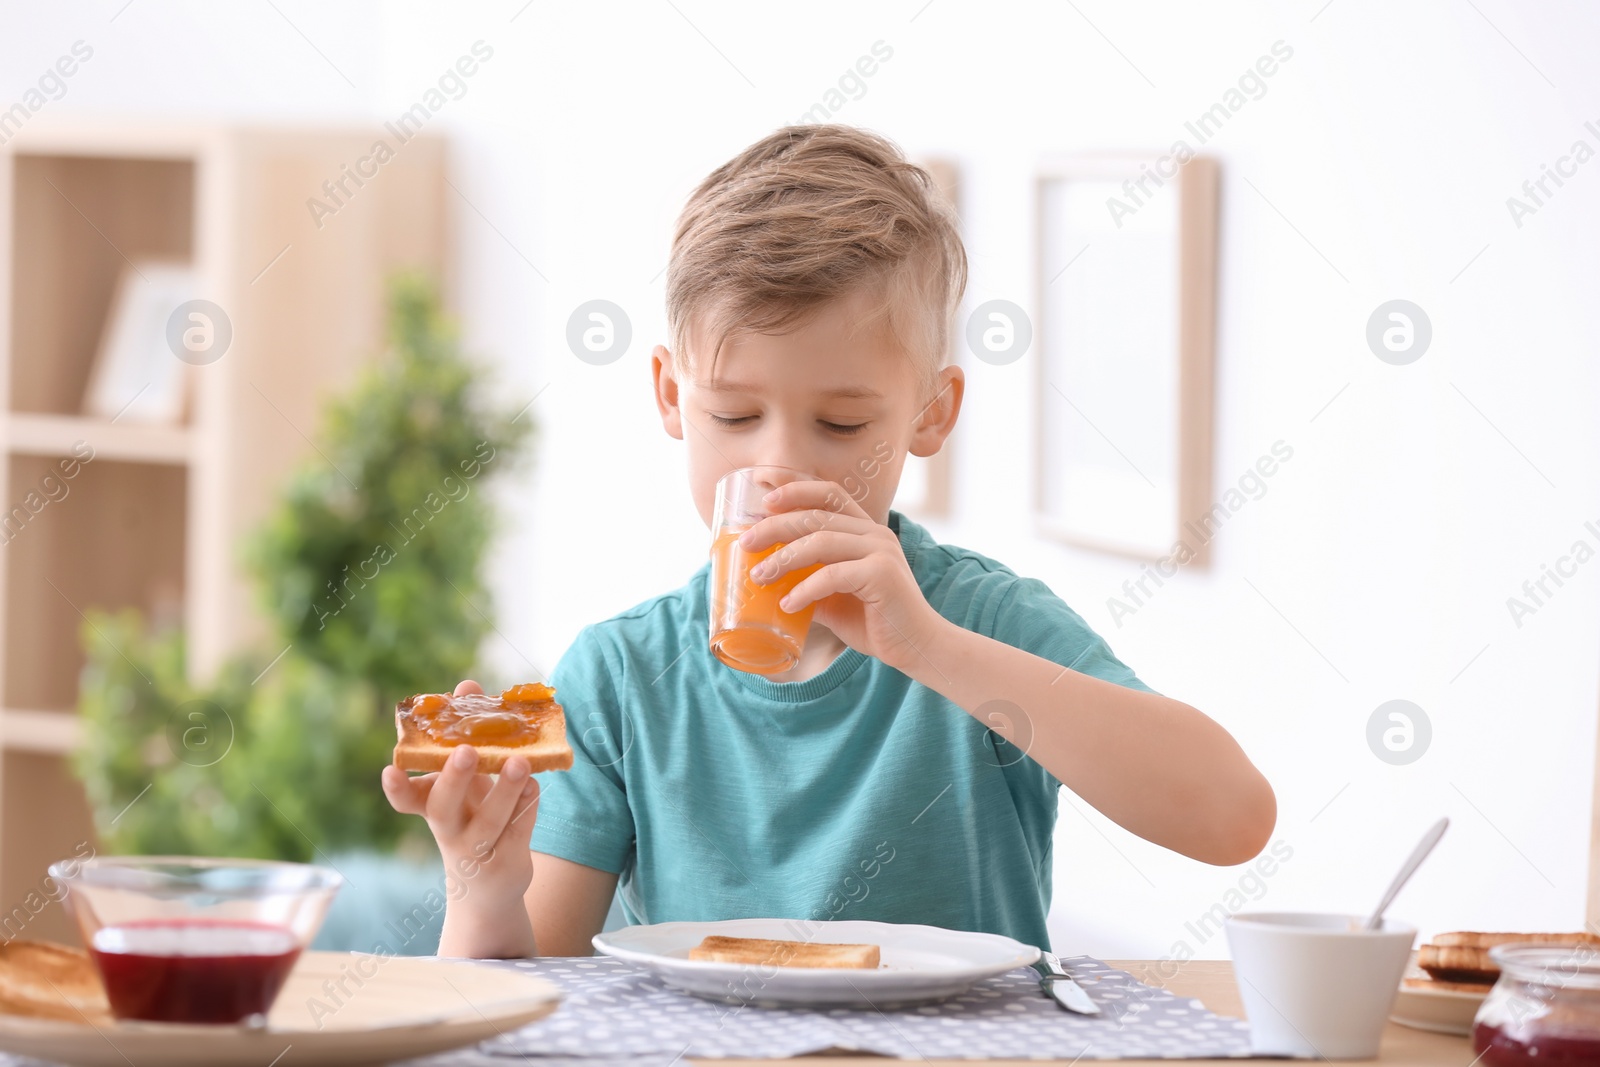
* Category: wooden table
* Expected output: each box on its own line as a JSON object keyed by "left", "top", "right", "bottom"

{"left": 707, "top": 959, "right": 1474, "bottom": 1065}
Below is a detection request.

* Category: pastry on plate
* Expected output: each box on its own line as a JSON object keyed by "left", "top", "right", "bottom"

{"left": 0, "top": 939, "right": 111, "bottom": 1024}
{"left": 1413, "top": 931, "right": 1600, "bottom": 988}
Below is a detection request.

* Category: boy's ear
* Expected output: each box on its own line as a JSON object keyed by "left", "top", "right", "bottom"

{"left": 908, "top": 364, "right": 964, "bottom": 458}
{"left": 651, "top": 345, "right": 684, "bottom": 440}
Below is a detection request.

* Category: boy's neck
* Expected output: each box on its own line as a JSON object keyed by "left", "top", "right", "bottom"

{"left": 766, "top": 621, "right": 849, "bottom": 684}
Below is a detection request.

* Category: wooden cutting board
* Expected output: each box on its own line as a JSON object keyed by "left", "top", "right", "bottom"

{"left": 0, "top": 951, "right": 561, "bottom": 1066}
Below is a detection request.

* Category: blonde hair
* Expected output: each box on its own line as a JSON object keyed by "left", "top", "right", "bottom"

{"left": 665, "top": 124, "right": 967, "bottom": 396}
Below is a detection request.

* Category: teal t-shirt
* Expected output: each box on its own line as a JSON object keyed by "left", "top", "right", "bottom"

{"left": 529, "top": 512, "right": 1154, "bottom": 951}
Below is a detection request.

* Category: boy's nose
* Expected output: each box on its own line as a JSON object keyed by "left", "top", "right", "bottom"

{"left": 746, "top": 464, "right": 811, "bottom": 490}
{"left": 749, "top": 468, "right": 788, "bottom": 492}
{"left": 751, "top": 422, "right": 819, "bottom": 482}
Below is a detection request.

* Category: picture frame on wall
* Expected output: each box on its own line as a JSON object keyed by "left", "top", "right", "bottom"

{"left": 1033, "top": 154, "right": 1218, "bottom": 565}
{"left": 893, "top": 156, "right": 959, "bottom": 519}
{"left": 82, "top": 261, "right": 196, "bottom": 424}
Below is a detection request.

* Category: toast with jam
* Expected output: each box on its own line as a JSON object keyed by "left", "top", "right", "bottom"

{"left": 393, "top": 683, "right": 573, "bottom": 775}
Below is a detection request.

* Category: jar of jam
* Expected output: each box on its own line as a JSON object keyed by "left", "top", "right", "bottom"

{"left": 1472, "top": 943, "right": 1600, "bottom": 1065}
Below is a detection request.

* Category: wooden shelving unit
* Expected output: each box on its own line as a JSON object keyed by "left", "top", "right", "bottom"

{"left": 6, "top": 413, "right": 193, "bottom": 465}
{"left": 0, "top": 123, "right": 448, "bottom": 941}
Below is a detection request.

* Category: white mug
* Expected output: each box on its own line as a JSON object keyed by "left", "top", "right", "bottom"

{"left": 1225, "top": 911, "right": 1416, "bottom": 1059}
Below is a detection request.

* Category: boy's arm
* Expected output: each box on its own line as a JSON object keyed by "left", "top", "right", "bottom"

{"left": 436, "top": 851, "right": 617, "bottom": 957}
{"left": 907, "top": 622, "right": 1276, "bottom": 867}
{"left": 525, "top": 852, "right": 619, "bottom": 956}
{"left": 746, "top": 481, "right": 1276, "bottom": 869}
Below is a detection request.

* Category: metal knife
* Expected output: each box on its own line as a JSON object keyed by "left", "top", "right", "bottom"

{"left": 1031, "top": 950, "right": 1101, "bottom": 1015}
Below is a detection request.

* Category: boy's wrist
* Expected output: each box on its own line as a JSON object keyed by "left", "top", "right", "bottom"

{"left": 439, "top": 892, "right": 536, "bottom": 959}
{"left": 886, "top": 608, "right": 961, "bottom": 681}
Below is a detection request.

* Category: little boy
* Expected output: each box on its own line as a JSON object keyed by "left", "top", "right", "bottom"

{"left": 382, "top": 124, "right": 1275, "bottom": 958}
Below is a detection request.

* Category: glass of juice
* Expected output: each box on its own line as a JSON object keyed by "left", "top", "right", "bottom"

{"left": 709, "top": 465, "right": 822, "bottom": 675}
{"left": 49, "top": 855, "right": 342, "bottom": 1024}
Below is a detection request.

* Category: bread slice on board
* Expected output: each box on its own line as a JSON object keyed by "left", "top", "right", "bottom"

{"left": 0, "top": 940, "right": 111, "bottom": 1024}
{"left": 393, "top": 684, "right": 573, "bottom": 775}
{"left": 1417, "top": 931, "right": 1600, "bottom": 985}
{"left": 688, "top": 935, "right": 880, "bottom": 969}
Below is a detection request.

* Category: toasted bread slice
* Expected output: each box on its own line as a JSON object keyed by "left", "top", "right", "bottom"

{"left": 0, "top": 939, "right": 111, "bottom": 1024}
{"left": 1418, "top": 932, "right": 1600, "bottom": 984}
{"left": 688, "top": 935, "right": 880, "bottom": 969}
{"left": 393, "top": 684, "right": 573, "bottom": 775}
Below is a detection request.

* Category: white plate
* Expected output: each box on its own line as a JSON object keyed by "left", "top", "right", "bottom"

{"left": 593, "top": 918, "right": 1040, "bottom": 1007}
{"left": 0, "top": 951, "right": 562, "bottom": 1067}
{"left": 1389, "top": 957, "right": 1489, "bottom": 1036}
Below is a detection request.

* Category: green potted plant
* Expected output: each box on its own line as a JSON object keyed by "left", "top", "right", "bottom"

{"left": 73, "top": 275, "right": 532, "bottom": 954}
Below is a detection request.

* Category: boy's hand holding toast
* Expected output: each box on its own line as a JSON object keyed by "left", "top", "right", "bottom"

{"left": 380, "top": 680, "right": 543, "bottom": 906}
{"left": 742, "top": 478, "right": 945, "bottom": 673}
{"left": 381, "top": 679, "right": 572, "bottom": 956}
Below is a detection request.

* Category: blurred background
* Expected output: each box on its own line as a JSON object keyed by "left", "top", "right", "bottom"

{"left": 0, "top": 0, "right": 1596, "bottom": 962}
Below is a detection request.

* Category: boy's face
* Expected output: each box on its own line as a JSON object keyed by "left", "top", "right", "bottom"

{"left": 652, "top": 285, "right": 963, "bottom": 528}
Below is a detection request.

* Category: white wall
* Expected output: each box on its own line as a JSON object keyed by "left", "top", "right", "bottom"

{"left": 14, "top": 0, "right": 1600, "bottom": 959}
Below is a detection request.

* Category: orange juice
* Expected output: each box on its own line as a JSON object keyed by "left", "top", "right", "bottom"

{"left": 709, "top": 529, "right": 820, "bottom": 674}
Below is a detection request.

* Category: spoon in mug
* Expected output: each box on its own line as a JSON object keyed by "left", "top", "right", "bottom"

{"left": 1363, "top": 817, "right": 1449, "bottom": 931}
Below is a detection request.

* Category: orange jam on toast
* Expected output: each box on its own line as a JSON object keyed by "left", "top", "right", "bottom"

{"left": 399, "top": 684, "right": 559, "bottom": 747}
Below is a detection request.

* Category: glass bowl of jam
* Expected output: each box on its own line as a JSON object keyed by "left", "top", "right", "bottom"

{"left": 48, "top": 855, "right": 343, "bottom": 1025}
{"left": 1472, "top": 943, "right": 1600, "bottom": 1065}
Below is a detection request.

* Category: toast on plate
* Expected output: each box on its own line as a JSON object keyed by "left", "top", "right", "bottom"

{"left": 1416, "top": 931, "right": 1600, "bottom": 987}
{"left": 393, "top": 683, "right": 572, "bottom": 775}
{"left": 688, "top": 935, "right": 880, "bottom": 969}
{"left": 0, "top": 939, "right": 111, "bottom": 1024}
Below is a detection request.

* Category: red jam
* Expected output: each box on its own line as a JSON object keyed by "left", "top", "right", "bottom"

{"left": 89, "top": 918, "right": 302, "bottom": 1023}
{"left": 1473, "top": 1021, "right": 1600, "bottom": 1066}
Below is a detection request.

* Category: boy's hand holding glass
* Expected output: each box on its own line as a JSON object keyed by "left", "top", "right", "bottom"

{"left": 737, "top": 477, "right": 944, "bottom": 674}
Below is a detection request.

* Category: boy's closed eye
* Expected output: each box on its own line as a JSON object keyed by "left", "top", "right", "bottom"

{"left": 819, "top": 420, "right": 869, "bottom": 436}
{"left": 706, "top": 412, "right": 870, "bottom": 436}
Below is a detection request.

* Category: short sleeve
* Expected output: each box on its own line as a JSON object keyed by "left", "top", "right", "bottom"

{"left": 967, "top": 571, "right": 1159, "bottom": 797}
{"left": 529, "top": 626, "right": 635, "bottom": 874}
{"left": 986, "top": 575, "right": 1157, "bottom": 696}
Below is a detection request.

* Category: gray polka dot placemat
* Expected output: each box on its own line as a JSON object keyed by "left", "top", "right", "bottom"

{"left": 471, "top": 954, "right": 1257, "bottom": 1060}
{"left": 0, "top": 958, "right": 1255, "bottom": 1067}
